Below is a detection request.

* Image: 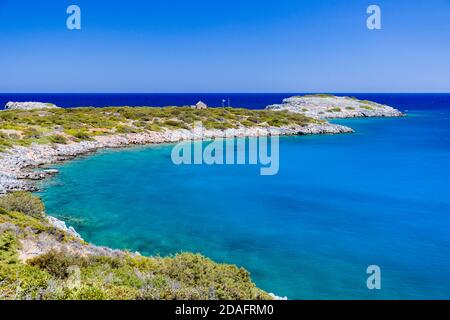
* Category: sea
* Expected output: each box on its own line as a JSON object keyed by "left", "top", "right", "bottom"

{"left": 2, "top": 93, "right": 448, "bottom": 299}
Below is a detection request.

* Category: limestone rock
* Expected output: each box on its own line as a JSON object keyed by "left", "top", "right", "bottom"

{"left": 47, "top": 216, "right": 82, "bottom": 239}
{"left": 4, "top": 101, "right": 60, "bottom": 111}
{"left": 266, "top": 95, "right": 404, "bottom": 119}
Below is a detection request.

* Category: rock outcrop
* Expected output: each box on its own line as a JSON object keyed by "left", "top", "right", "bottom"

{"left": 47, "top": 216, "right": 82, "bottom": 239}
{"left": 4, "top": 101, "right": 60, "bottom": 111}
{"left": 266, "top": 95, "right": 404, "bottom": 119}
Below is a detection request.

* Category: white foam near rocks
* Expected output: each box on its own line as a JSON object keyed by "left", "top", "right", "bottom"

{"left": 269, "top": 293, "right": 288, "bottom": 300}
{"left": 47, "top": 216, "right": 82, "bottom": 239}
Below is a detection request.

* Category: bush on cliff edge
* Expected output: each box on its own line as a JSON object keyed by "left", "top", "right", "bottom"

{"left": 0, "top": 192, "right": 45, "bottom": 219}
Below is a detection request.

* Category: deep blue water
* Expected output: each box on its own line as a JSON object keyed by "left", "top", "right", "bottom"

{"left": 35, "top": 94, "right": 450, "bottom": 299}
{"left": 1, "top": 93, "right": 450, "bottom": 110}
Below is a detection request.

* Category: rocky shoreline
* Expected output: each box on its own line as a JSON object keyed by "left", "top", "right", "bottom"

{"left": 0, "top": 122, "right": 352, "bottom": 194}
{"left": 2, "top": 95, "right": 405, "bottom": 196}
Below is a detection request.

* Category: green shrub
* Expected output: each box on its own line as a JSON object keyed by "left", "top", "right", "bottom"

{"left": 240, "top": 120, "right": 256, "bottom": 127}
{"left": 22, "top": 127, "right": 42, "bottom": 139}
{"left": 115, "top": 125, "right": 140, "bottom": 134}
{"left": 49, "top": 134, "right": 68, "bottom": 144}
{"left": 267, "top": 118, "right": 288, "bottom": 126}
{"left": 247, "top": 117, "right": 260, "bottom": 124}
{"left": 145, "top": 124, "right": 162, "bottom": 132}
{"left": 28, "top": 250, "right": 86, "bottom": 279}
{"left": 156, "top": 253, "right": 269, "bottom": 300}
{"left": 164, "top": 120, "right": 190, "bottom": 130}
{"left": 327, "top": 107, "right": 341, "bottom": 112}
{"left": 73, "top": 131, "right": 92, "bottom": 140}
{"left": 0, "top": 209, "right": 49, "bottom": 232}
{"left": 0, "top": 232, "right": 18, "bottom": 264}
{"left": 0, "top": 192, "right": 45, "bottom": 218}
{"left": 72, "top": 286, "right": 108, "bottom": 300}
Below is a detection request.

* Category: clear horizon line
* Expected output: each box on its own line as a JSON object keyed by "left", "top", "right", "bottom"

{"left": 1, "top": 92, "right": 450, "bottom": 95}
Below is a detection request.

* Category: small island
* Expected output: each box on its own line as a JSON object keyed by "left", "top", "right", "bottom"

{"left": 0, "top": 95, "right": 403, "bottom": 300}
{"left": 266, "top": 94, "right": 404, "bottom": 119}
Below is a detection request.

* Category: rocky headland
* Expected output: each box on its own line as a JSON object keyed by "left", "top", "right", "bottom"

{"left": 266, "top": 94, "right": 404, "bottom": 119}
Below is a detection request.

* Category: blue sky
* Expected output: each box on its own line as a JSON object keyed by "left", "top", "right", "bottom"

{"left": 0, "top": 0, "right": 449, "bottom": 93}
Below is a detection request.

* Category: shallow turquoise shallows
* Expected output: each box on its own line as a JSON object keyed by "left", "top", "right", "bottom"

{"left": 38, "top": 110, "right": 450, "bottom": 299}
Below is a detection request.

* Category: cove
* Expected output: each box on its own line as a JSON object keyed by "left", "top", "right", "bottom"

{"left": 37, "top": 109, "right": 450, "bottom": 299}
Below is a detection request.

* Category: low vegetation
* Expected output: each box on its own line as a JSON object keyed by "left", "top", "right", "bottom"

{"left": 0, "top": 192, "right": 45, "bottom": 219}
{"left": 327, "top": 107, "right": 342, "bottom": 113}
{"left": 0, "top": 106, "right": 319, "bottom": 151}
{"left": 0, "top": 192, "right": 271, "bottom": 300}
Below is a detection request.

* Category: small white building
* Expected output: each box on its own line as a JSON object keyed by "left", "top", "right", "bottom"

{"left": 191, "top": 101, "right": 208, "bottom": 109}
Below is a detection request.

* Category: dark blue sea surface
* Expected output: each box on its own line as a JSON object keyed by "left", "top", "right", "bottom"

{"left": 34, "top": 94, "right": 450, "bottom": 299}
{"left": 1, "top": 93, "right": 450, "bottom": 111}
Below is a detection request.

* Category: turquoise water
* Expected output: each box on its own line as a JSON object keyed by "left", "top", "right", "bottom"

{"left": 38, "top": 110, "right": 450, "bottom": 299}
